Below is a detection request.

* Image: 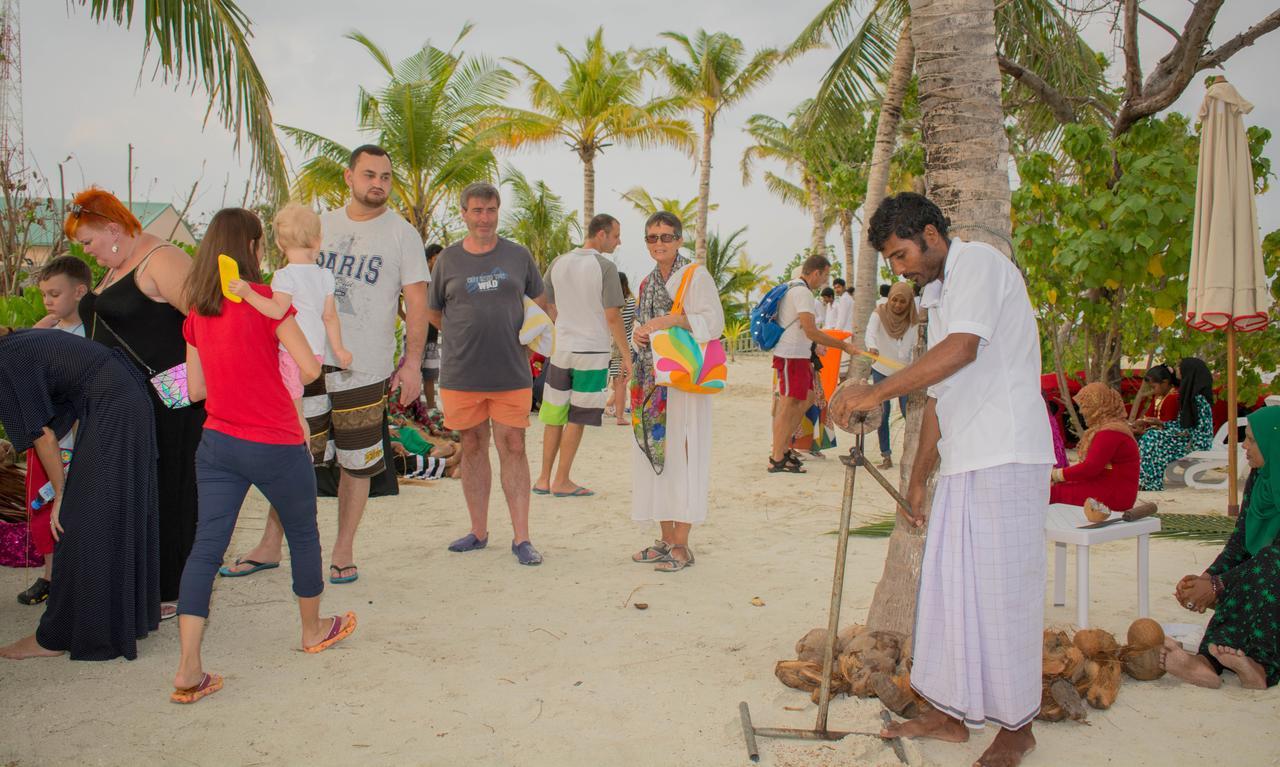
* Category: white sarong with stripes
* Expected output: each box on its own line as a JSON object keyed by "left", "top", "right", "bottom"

{"left": 910, "top": 462, "right": 1050, "bottom": 730}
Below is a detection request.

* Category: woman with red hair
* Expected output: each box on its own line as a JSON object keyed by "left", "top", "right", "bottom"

{"left": 66, "top": 188, "right": 204, "bottom": 619}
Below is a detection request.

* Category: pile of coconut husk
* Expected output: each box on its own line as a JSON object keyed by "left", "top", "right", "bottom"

{"left": 774, "top": 618, "right": 1167, "bottom": 723}
{"left": 774, "top": 625, "right": 924, "bottom": 718}
{"left": 1038, "top": 618, "right": 1166, "bottom": 723}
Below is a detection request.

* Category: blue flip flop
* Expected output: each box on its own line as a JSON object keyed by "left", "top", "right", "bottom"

{"left": 329, "top": 564, "right": 359, "bottom": 584}
{"left": 553, "top": 487, "right": 594, "bottom": 498}
{"left": 218, "top": 558, "right": 280, "bottom": 578}
{"left": 531, "top": 486, "right": 551, "bottom": 495}
{"left": 448, "top": 533, "right": 488, "bottom": 552}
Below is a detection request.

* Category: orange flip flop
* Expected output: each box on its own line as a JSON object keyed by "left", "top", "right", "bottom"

{"left": 170, "top": 672, "right": 223, "bottom": 704}
{"left": 304, "top": 611, "right": 357, "bottom": 654}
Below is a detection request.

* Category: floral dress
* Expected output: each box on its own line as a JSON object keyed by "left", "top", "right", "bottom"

{"left": 1138, "top": 394, "right": 1214, "bottom": 491}
{"left": 1201, "top": 472, "right": 1280, "bottom": 687}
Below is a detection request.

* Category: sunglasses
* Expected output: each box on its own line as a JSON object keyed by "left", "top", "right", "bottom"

{"left": 67, "top": 203, "right": 107, "bottom": 220}
{"left": 643, "top": 233, "right": 681, "bottom": 244}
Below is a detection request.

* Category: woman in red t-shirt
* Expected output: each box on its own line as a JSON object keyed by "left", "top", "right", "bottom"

{"left": 168, "top": 209, "right": 356, "bottom": 705}
{"left": 1051, "top": 383, "right": 1140, "bottom": 510}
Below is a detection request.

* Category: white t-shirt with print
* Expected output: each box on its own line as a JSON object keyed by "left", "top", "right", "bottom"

{"left": 270, "top": 263, "right": 335, "bottom": 357}
{"left": 774, "top": 282, "right": 816, "bottom": 359}
{"left": 318, "top": 207, "right": 430, "bottom": 378}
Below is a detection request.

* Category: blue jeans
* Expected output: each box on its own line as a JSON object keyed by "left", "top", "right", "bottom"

{"left": 871, "top": 369, "right": 908, "bottom": 457}
{"left": 177, "top": 429, "right": 323, "bottom": 618}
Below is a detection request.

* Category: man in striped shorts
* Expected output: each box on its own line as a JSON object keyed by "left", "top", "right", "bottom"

{"left": 533, "top": 214, "right": 630, "bottom": 497}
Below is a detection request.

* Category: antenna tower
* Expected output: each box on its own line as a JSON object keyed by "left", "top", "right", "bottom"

{"left": 0, "top": 0, "right": 23, "bottom": 173}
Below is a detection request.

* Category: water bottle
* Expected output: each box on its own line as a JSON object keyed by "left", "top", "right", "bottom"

{"left": 30, "top": 482, "right": 54, "bottom": 511}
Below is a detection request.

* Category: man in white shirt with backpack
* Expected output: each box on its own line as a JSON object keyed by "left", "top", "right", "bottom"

{"left": 768, "top": 254, "right": 859, "bottom": 474}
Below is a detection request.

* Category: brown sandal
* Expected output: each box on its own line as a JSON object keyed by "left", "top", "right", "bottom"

{"left": 632, "top": 540, "right": 671, "bottom": 563}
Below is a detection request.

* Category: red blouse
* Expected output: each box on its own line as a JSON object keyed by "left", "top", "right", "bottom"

{"left": 1050, "top": 429, "right": 1140, "bottom": 510}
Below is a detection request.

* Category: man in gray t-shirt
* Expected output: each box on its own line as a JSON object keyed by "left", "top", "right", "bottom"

{"left": 426, "top": 182, "right": 547, "bottom": 566}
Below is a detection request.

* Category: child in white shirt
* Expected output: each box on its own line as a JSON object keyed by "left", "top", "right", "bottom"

{"left": 229, "top": 204, "right": 351, "bottom": 437}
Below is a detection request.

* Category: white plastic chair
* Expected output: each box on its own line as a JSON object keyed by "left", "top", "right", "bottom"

{"left": 1183, "top": 416, "right": 1249, "bottom": 489}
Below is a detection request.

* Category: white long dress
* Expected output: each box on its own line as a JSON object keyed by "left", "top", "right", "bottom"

{"left": 631, "top": 263, "right": 726, "bottom": 525}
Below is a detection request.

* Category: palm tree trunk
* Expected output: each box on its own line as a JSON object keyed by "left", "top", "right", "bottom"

{"left": 805, "top": 174, "right": 826, "bottom": 256}
{"left": 911, "top": 0, "right": 1012, "bottom": 254}
{"left": 851, "top": 20, "right": 915, "bottom": 381}
{"left": 864, "top": 1, "right": 1011, "bottom": 637}
{"left": 695, "top": 114, "right": 715, "bottom": 263}
{"left": 582, "top": 151, "right": 596, "bottom": 232}
{"left": 838, "top": 209, "right": 854, "bottom": 283}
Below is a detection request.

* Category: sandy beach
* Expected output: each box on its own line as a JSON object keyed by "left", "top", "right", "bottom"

{"left": 1, "top": 355, "right": 1277, "bottom": 766}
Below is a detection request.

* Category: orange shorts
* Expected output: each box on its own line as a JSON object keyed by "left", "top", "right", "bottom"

{"left": 439, "top": 388, "right": 533, "bottom": 431}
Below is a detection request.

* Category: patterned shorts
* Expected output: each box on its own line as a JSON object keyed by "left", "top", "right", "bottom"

{"left": 302, "top": 368, "right": 388, "bottom": 477}
{"left": 538, "top": 350, "right": 611, "bottom": 427}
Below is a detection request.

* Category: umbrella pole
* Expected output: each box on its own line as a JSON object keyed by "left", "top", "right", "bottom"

{"left": 1227, "top": 325, "right": 1239, "bottom": 517}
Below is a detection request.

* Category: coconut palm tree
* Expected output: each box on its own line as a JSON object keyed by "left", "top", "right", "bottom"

{"left": 75, "top": 0, "right": 287, "bottom": 199}
{"left": 502, "top": 28, "right": 696, "bottom": 230}
{"left": 702, "top": 226, "right": 765, "bottom": 321}
{"left": 740, "top": 106, "right": 828, "bottom": 257}
{"left": 279, "top": 26, "right": 514, "bottom": 242}
{"left": 646, "top": 30, "right": 779, "bottom": 261}
{"left": 500, "top": 167, "right": 579, "bottom": 269}
{"left": 617, "top": 186, "right": 719, "bottom": 233}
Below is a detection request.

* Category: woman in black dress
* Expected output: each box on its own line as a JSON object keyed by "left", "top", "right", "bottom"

{"left": 0, "top": 328, "right": 159, "bottom": 660}
{"left": 66, "top": 188, "right": 204, "bottom": 616}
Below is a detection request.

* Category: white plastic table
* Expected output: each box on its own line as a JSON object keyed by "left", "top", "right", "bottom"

{"left": 1044, "top": 503, "right": 1162, "bottom": 628}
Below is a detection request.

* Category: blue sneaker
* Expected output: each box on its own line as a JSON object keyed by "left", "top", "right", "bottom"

{"left": 448, "top": 533, "right": 488, "bottom": 552}
{"left": 511, "top": 540, "right": 543, "bottom": 566}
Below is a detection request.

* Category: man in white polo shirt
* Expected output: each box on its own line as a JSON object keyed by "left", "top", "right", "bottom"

{"left": 769, "top": 254, "right": 859, "bottom": 473}
{"left": 831, "top": 193, "right": 1053, "bottom": 767}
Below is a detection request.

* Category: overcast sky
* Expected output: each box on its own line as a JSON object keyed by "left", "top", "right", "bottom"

{"left": 20, "top": 1, "right": 1280, "bottom": 283}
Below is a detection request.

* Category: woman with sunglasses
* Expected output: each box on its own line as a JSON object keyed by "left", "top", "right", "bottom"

{"left": 628, "top": 212, "right": 725, "bottom": 572}
{"left": 66, "top": 188, "right": 205, "bottom": 620}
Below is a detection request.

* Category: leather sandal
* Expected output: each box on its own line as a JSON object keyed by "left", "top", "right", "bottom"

{"left": 633, "top": 540, "right": 672, "bottom": 563}
{"left": 769, "top": 456, "right": 806, "bottom": 473}
{"left": 654, "top": 544, "right": 693, "bottom": 572}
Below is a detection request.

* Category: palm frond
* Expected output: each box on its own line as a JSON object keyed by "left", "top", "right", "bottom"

{"left": 79, "top": 0, "right": 288, "bottom": 200}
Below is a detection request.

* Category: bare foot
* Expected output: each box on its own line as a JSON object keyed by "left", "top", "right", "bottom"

{"left": 302, "top": 613, "right": 354, "bottom": 650}
{"left": 881, "top": 707, "right": 969, "bottom": 743}
{"left": 1161, "top": 637, "right": 1222, "bottom": 688}
{"left": 1209, "top": 644, "right": 1269, "bottom": 689}
{"left": 975, "top": 724, "right": 1035, "bottom": 767}
{"left": 0, "top": 634, "right": 64, "bottom": 660}
{"left": 173, "top": 665, "right": 207, "bottom": 690}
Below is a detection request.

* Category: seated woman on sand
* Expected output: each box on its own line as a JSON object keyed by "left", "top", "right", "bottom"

{"left": 1050, "top": 383, "right": 1139, "bottom": 510}
{"left": 1138, "top": 357, "right": 1215, "bottom": 491}
{"left": 1132, "top": 363, "right": 1179, "bottom": 435}
{"left": 1161, "top": 405, "right": 1280, "bottom": 690}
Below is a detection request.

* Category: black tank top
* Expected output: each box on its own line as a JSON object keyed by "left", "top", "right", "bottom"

{"left": 80, "top": 247, "right": 187, "bottom": 374}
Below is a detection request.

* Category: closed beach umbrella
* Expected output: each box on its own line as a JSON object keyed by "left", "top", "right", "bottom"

{"left": 1185, "top": 77, "right": 1272, "bottom": 515}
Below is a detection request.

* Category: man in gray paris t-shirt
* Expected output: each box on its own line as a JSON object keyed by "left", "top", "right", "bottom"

{"left": 429, "top": 238, "right": 544, "bottom": 392}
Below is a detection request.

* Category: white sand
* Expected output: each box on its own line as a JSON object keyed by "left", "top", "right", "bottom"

{"left": 1, "top": 355, "right": 1276, "bottom": 766}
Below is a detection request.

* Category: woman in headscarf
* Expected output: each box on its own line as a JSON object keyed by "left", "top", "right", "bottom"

{"left": 628, "top": 212, "right": 724, "bottom": 572}
{"left": 1049, "top": 383, "right": 1139, "bottom": 509}
{"left": 1138, "top": 357, "right": 1215, "bottom": 490}
{"left": 864, "top": 281, "right": 919, "bottom": 469}
{"left": 1161, "top": 406, "right": 1280, "bottom": 689}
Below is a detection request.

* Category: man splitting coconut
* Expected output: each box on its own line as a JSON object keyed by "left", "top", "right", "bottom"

{"left": 830, "top": 193, "right": 1054, "bottom": 767}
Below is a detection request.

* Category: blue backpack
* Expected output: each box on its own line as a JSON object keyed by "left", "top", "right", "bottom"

{"left": 750, "top": 280, "right": 803, "bottom": 351}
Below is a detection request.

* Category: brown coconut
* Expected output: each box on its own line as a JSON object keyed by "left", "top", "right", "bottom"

{"left": 1086, "top": 662, "right": 1122, "bottom": 709}
{"left": 775, "top": 660, "right": 823, "bottom": 692}
{"left": 796, "top": 628, "right": 829, "bottom": 664}
{"left": 1126, "top": 618, "right": 1165, "bottom": 650}
{"left": 836, "top": 624, "right": 866, "bottom": 656}
{"left": 1083, "top": 500, "right": 1110, "bottom": 523}
{"left": 1122, "top": 646, "right": 1165, "bottom": 681}
{"left": 872, "top": 672, "right": 922, "bottom": 718}
{"left": 1073, "top": 628, "right": 1120, "bottom": 659}
{"left": 837, "top": 651, "right": 863, "bottom": 684}
{"left": 1050, "top": 678, "right": 1089, "bottom": 722}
